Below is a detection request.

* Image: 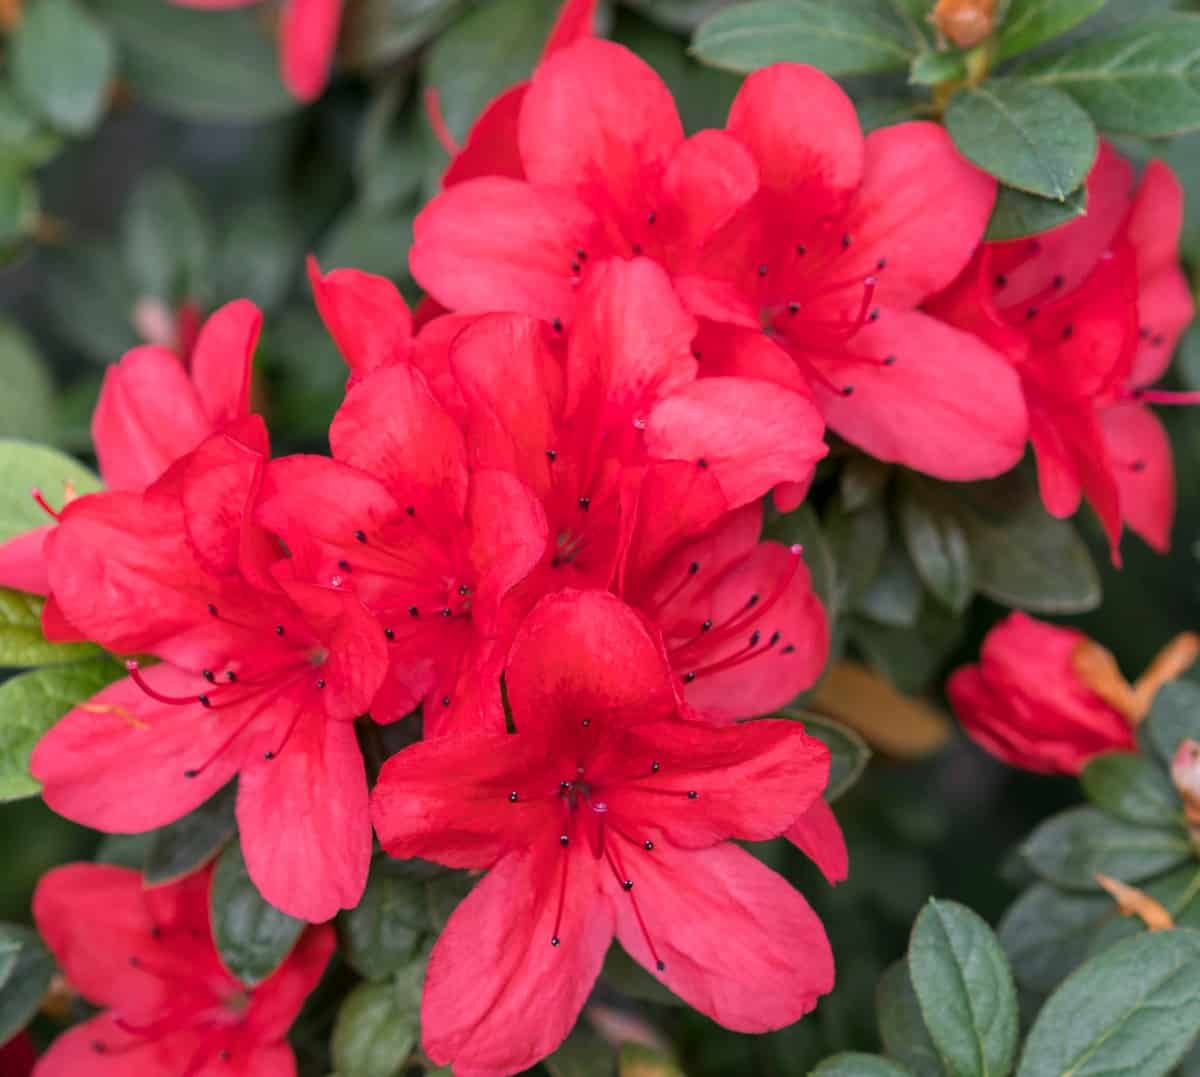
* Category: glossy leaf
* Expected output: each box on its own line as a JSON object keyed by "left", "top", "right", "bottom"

{"left": 0, "top": 320, "right": 53, "bottom": 444}
{"left": 876, "top": 961, "right": 948, "bottom": 1077}
{"left": 0, "top": 588, "right": 99, "bottom": 669}
{"left": 998, "top": 883, "right": 1112, "bottom": 994}
{"left": 784, "top": 710, "right": 872, "bottom": 802}
{"left": 908, "top": 899, "right": 1019, "bottom": 1077}
{"left": 1081, "top": 752, "right": 1182, "bottom": 827}
{"left": 855, "top": 543, "right": 923, "bottom": 629}
{"left": 332, "top": 953, "right": 426, "bottom": 1077}
{"left": 1138, "top": 680, "right": 1200, "bottom": 769}
{"left": 814, "top": 1056, "right": 915, "bottom": 1077}
{"left": 122, "top": 172, "right": 212, "bottom": 306}
{"left": 210, "top": 841, "right": 305, "bottom": 986}
{"left": 339, "top": 858, "right": 430, "bottom": 982}
{"left": 601, "top": 941, "right": 684, "bottom": 1006}
{"left": 0, "top": 440, "right": 101, "bottom": 545}
{"left": 143, "top": 781, "right": 237, "bottom": 884}
{"left": 985, "top": 183, "right": 1088, "bottom": 241}
{"left": 996, "top": 0, "right": 1110, "bottom": 61}
{"left": 0, "top": 925, "right": 54, "bottom": 1045}
{"left": 765, "top": 503, "right": 837, "bottom": 617}
{"left": 897, "top": 478, "right": 973, "bottom": 613}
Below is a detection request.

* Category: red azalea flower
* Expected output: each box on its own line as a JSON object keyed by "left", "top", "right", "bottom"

{"left": 256, "top": 361, "right": 548, "bottom": 734}
{"left": 32, "top": 862, "right": 333, "bottom": 1075}
{"left": 0, "top": 301, "right": 259, "bottom": 598}
{"left": 371, "top": 590, "right": 834, "bottom": 1075}
{"left": 170, "top": 0, "right": 342, "bottom": 102}
{"left": 32, "top": 421, "right": 386, "bottom": 921}
{"left": 929, "top": 141, "right": 1194, "bottom": 559}
{"left": 409, "top": 44, "right": 1026, "bottom": 484}
{"left": 0, "top": 1032, "right": 35, "bottom": 1077}
{"left": 946, "top": 612, "right": 1136, "bottom": 775}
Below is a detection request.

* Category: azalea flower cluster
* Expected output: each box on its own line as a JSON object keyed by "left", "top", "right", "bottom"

{"left": 3, "top": 3, "right": 1196, "bottom": 1074}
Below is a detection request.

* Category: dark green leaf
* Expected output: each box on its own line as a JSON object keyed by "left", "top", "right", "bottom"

{"left": 1081, "top": 752, "right": 1182, "bottom": 827}
{"left": 855, "top": 544, "right": 923, "bottom": 628}
{"left": 122, "top": 172, "right": 212, "bottom": 305}
{"left": 0, "top": 588, "right": 99, "bottom": 669}
{"left": 356, "top": 82, "right": 428, "bottom": 211}
{"left": 691, "top": 0, "right": 918, "bottom": 77}
{"left": 957, "top": 468, "right": 1101, "bottom": 614}
{"left": 332, "top": 955, "right": 424, "bottom": 1077}
{"left": 0, "top": 657, "right": 123, "bottom": 801}
{"left": 0, "top": 440, "right": 101, "bottom": 544}
{"left": 601, "top": 941, "right": 684, "bottom": 1005}
{"left": 0, "top": 925, "right": 54, "bottom": 1044}
{"left": 343, "top": 0, "right": 467, "bottom": 69}
{"left": 909, "top": 50, "right": 967, "bottom": 86}
{"left": 813, "top": 1055, "right": 916, "bottom": 1077}
{"left": 897, "top": 479, "right": 973, "bottom": 613}
{"left": 92, "top": 0, "right": 294, "bottom": 123}
{"left": 545, "top": 1023, "right": 618, "bottom": 1077}
{"left": 1016, "top": 929, "right": 1200, "bottom": 1077}
{"left": 855, "top": 95, "right": 925, "bottom": 132}
{"left": 319, "top": 204, "right": 414, "bottom": 282}
{"left": 784, "top": 710, "right": 871, "bottom": 802}
{"left": 11, "top": 0, "right": 115, "bottom": 135}
{"left": 0, "top": 163, "right": 39, "bottom": 250}
{"left": 876, "top": 961, "right": 947, "bottom": 1077}
{"left": 765, "top": 503, "right": 837, "bottom": 617}
{"left": 998, "top": 883, "right": 1112, "bottom": 994}
{"left": 215, "top": 202, "right": 301, "bottom": 312}
{"left": 840, "top": 456, "right": 891, "bottom": 512}
{"left": 849, "top": 596, "right": 964, "bottom": 695}
{"left": 825, "top": 501, "right": 889, "bottom": 611}
{"left": 1139, "top": 680, "right": 1200, "bottom": 769}
{"left": 339, "top": 859, "right": 431, "bottom": 982}
{"left": 0, "top": 89, "right": 63, "bottom": 169}
{"left": 144, "top": 781, "right": 237, "bottom": 884}
{"left": 43, "top": 242, "right": 140, "bottom": 364}
{"left": 985, "top": 182, "right": 1088, "bottom": 241}
{"left": 1022, "top": 13, "right": 1200, "bottom": 137}
{"left": 1021, "top": 806, "right": 1191, "bottom": 890}
{"left": 0, "top": 321, "right": 53, "bottom": 444}
{"left": 908, "top": 899, "right": 1019, "bottom": 1077}
{"left": 945, "top": 79, "right": 1096, "bottom": 200}
{"left": 210, "top": 841, "right": 305, "bottom": 986}
{"left": 618, "top": 1042, "right": 684, "bottom": 1076}
{"left": 997, "top": 0, "right": 1110, "bottom": 61}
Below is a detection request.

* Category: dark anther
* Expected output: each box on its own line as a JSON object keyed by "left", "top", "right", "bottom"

{"left": 226, "top": 671, "right": 237, "bottom": 682}
{"left": 647, "top": 210, "right": 657, "bottom": 224}
{"left": 994, "top": 273, "right": 1008, "bottom": 289}
{"left": 184, "top": 768, "right": 198, "bottom": 778}
{"left": 264, "top": 751, "right": 276, "bottom": 760}
{"left": 769, "top": 630, "right": 781, "bottom": 646}
{"left": 651, "top": 761, "right": 661, "bottom": 773}
{"left": 1053, "top": 274, "right": 1065, "bottom": 289}
{"left": 384, "top": 627, "right": 395, "bottom": 641}
{"left": 1025, "top": 307, "right": 1038, "bottom": 320}
{"left": 459, "top": 585, "right": 469, "bottom": 596}
{"left": 578, "top": 496, "right": 591, "bottom": 510}
{"left": 203, "top": 670, "right": 215, "bottom": 682}
{"left": 788, "top": 302, "right": 799, "bottom": 315}
{"left": 198, "top": 694, "right": 211, "bottom": 708}
{"left": 129, "top": 955, "right": 142, "bottom": 967}
{"left": 796, "top": 243, "right": 807, "bottom": 255}
{"left": 92, "top": 1042, "right": 107, "bottom": 1054}
{"left": 442, "top": 696, "right": 451, "bottom": 707}
{"left": 868, "top": 308, "right": 880, "bottom": 322}
{"left": 509, "top": 791, "right": 519, "bottom": 802}
{"left": 842, "top": 385, "right": 855, "bottom": 396}
{"left": 687, "top": 790, "right": 698, "bottom": 799}
{"left": 841, "top": 233, "right": 852, "bottom": 248}
{"left": 441, "top": 607, "right": 453, "bottom": 618}
{"left": 644, "top": 840, "right": 654, "bottom": 850}
{"left": 688, "top": 561, "right": 700, "bottom": 575}
{"left": 1131, "top": 459, "right": 1147, "bottom": 472}
{"left": 405, "top": 505, "right": 416, "bottom": 516}
{"left": 697, "top": 457, "right": 709, "bottom": 469}
{"left": 354, "top": 530, "right": 367, "bottom": 543}
{"left": 409, "top": 606, "right": 420, "bottom": 617}
{"left": 683, "top": 672, "right": 696, "bottom": 683}
{"left": 623, "top": 879, "right": 634, "bottom": 891}
{"left": 749, "top": 630, "right": 761, "bottom": 646}
{"left": 560, "top": 780, "right": 571, "bottom": 790}
{"left": 551, "top": 936, "right": 561, "bottom": 947}
{"left": 757, "top": 263, "right": 768, "bottom": 277}
{"left": 692, "top": 348, "right": 701, "bottom": 359}
{"left": 338, "top": 559, "right": 351, "bottom": 571}
{"left": 1139, "top": 327, "right": 1151, "bottom": 339}
{"left": 552, "top": 318, "right": 563, "bottom": 333}
{"left": 876, "top": 257, "right": 887, "bottom": 270}
{"left": 1062, "top": 325, "right": 1075, "bottom": 340}
{"left": 220, "top": 1050, "right": 232, "bottom": 1062}
{"left": 546, "top": 449, "right": 557, "bottom": 461}
{"left": 632, "top": 243, "right": 643, "bottom": 255}
{"left": 316, "top": 679, "right": 326, "bottom": 689}
{"left": 275, "top": 624, "right": 285, "bottom": 635}
{"left": 782, "top": 644, "right": 797, "bottom": 655}
{"left": 1152, "top": 333, "right": 1166, "bottom": 347}
{"left": 883, "top": 355, "right": 897, "bottom": 366}
{"left": 576, "top": 248, "right": 587, "bottom": 260}
{"left": 701, "top": 619, "right": 712, "bottom": 632}
{"left": 150, "top": 926, "right": 162, "bottom": 939}
{"left": 656, "top": 960, "right": 666, "bottom": 971}
{"left": 581, "top": 718, "right": 591, "bottom": 727}
{"left": 747, "top": 593, "right": 760, "bottom": 608}
{"left": 571, "top": 260, "right": 581, "bottom": 273}
{"left": 207, "top": 603, "right": 218, "bottom": 616}
{"left": 560, "top": 834, "right": 569, "bottom": 845}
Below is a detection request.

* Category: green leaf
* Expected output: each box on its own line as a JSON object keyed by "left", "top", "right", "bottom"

{"left": 691, "top": 0, "right": 917, "bottom": 77}
{"left": 11, "top": 0, "right": 115, "bottom": 135}
{"left": 1015, "top": 929, "right": 1200, "bottom": 1077}
{"left": 0, "top": 440, "right": 101, "bottom": 544}
{"left": 998, "top": 883, "right": 1112, "bottom": 994}
{"left": 343, "top": 0, "right": 466, "bottom": 69}
{"left": 849, "top": 596, "right": 963, "bottom": 695}
{"left": 1085, "top": 864, "right": 1200, "bottom": 953}
{"left": 545, "top": 1024, "right": 618, "bottom": 1077}
{"left": 985, "top": 182, "right": 1088, "bottom": 241}
{"left": 1138, "top": 680, "right": 1200, "bottom": 769}
{"left": 122, "top": 172, "right": 212, "bottom": 305}
{"left": 91, "top": 0, "right": 295, "bottom": 123}
{"left": 996, "top": 0, "right": 1109, "bottom": 61}
{"left": 421, "top": 0, "right": 555, "bottom": 143}
{"left": 855, "top": 543, "right": 923, "bottom": 628}
{"left": 909, "top": 49, "right": 967, "bottom": 86}
{"left": 215, "top": 202, "right": 301, "bottom": 312}
{"left": 825, "top": 501, "right": 889, "bottom": 611}
{"left": 1021, "top": 13, "right": 1200, "bottom": 137}
{"left": 0, "top": 163, "right": 39, "bottom": 250}
{"left": 332, "top": 954, "right": 425, "bottom": 1077}
{"left": 356, "top": 82, "right": 428, "bottom": 212}
{"left": 897, "top": 479, "right": 973, "bottom": 613}
{"left": 0, "top": 588, "right": 99, "bottom": 668}
{"left": 1021, "top": 806, "right": 1191, "bottom": 890}
{"left": 786, "top": 711, "right": 871, "bottom": 802}
{"left": 0, "top": 657, "right": 123, "bottom": 801}
{"left": 0, "top": 924, "right": 55, "bottom": 1044}
{"left": 339, "top": 858, "right": 431, "bottom": 982}
{"left": 1081, "top": 752, "right": 1182, "bottom": 827}
{"left": 210, "top": 841, "right": 305, "bottom": 986}
{"left": 908, "top": 900, "right": 1019, "bottom": 1077}
{"left": 876, "top": 961, "right": 948, "bottom": 1077}
{"left": 319, "top": 204, "right": 415, "bottom": 283}
{"left": 43, "top": 242, "right": 140, "bottom": 365}
{"left": 601, "top": 942, "right": 685, "bottom": 1006}
{"left": 956, "top": 468, "right": 1100, "bottom": 614}
{"left": 945, "top": 79, "right": 1096, "bottom": 200}
{"left": 839, "top": 456, "right": 891, "bottom": 512}
{"left": 0, "top": 88, "right": 63, "bottom": 169}
{"left": 144, "top": 781, "right": 237, "bottom": 884}
{"left": 813, "top": 1056, "right": 916, "bottom": 1077}
{"left": 0, "top": 321, "right": 53, "bottom": 444}
{"left": 764, "top": 503, "right": 837, "bottom": 617}
{"left": 618, "top": 1042, "right": 684, "bottom": 1076}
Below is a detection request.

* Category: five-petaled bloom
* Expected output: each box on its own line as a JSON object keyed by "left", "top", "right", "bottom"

{"left": 371, "top": 590, "right": 835, "bottom": 1075}
{"left": 32, "top": 862, "right": 333, "bottom": 1076}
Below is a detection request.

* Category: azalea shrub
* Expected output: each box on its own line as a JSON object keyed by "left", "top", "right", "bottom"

{"left": 5, "top": 0, "right": 1200, "bottom": 1075}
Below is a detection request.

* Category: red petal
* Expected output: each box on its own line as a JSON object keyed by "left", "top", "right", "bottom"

{"left": 1101, "top": 402, "right": 1174, "bottom": 552}
{"left": 247, "top": 924, "right": 336, "bottom": 1040}
{"left": 505, "top": 590, "right": 677, "bottom": 741}
{"left": 443, "top": 85, "right": 528, "bottom": 187}
{"left": 371, "top": 732, "right": 554, "bottom": 868}
{"left": 785, "top": 797, "right": 849, "bottom": 884}
{"left": 308, "top": 257, "right": 413, "bottom": 375}
{"left": 660, "top": 130, "right": 760, "bottom": 253}
{"left": 411, "top": 177, "right": 596, "bottom": 323}
{"left": 330, "top": 364, "right": 469, "bottom": 516}
{"left": 519, "top": 40, "right": 683, "bottom": 209}
{"left": 189, "top": 299, "right": 260, "bottom": 429}
{"left": 613, "top": 842, "right": 833, "bottom": 1030}
{"left": 541, "top": 0, "right": 597, "bottom": 58}
{"left": 32, "top": 670, "right": 242, "bottom": 832}
{"left": 645, "top": 376, "right": 827, "bottom": 508}
{"left": 726, "top": 64, "right": 862, "bottom": 217}
{"left": 421, "top": 846, "right": 612, "bottom": 1076}
{"left": 0, "top": 526, "right": 51, "bottom": 595}
{"left": 280, "top": 0, "right": 342, "bottom": 102}
{"left": 237, "top": 712, "right": 370, "bottom": 921}
{"left": 809, "top": 308, "right": 1027, "bottom": 480}
{"left": 92, "top": 346, "right": 211, "bottom": 491}
{"left": 566, "top": 257, "right": 697, "bottom": 421}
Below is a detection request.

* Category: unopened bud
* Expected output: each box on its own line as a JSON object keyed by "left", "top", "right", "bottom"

{"left": 930, "top": 0, "right": 996, "bottom": 49}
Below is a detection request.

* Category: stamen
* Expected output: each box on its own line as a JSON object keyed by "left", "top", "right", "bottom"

{"left": 604, "top": 844, "right": 666, "bottom": 972}
{"left": 30, "top": 488, "right": 62, "bottom": 522}
{"left": 1130, "top": 388, "right": 1200, "bottom": 406}
{"left": 126, "top": 662, "right": 201, "bottom": 707}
